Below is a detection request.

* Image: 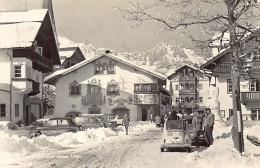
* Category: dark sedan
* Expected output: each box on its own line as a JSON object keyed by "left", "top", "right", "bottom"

{"left": 30, "top": 117, "right": 83, "bottom": 137}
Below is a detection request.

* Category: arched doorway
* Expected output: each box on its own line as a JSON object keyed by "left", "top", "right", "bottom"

{"left": 142, "top": 108, "right": 147, "bottom": 121}
{"left": 113, "top": 107, "right": 129, "bottom": 118}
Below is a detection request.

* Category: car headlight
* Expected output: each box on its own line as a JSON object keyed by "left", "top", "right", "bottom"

{"left": 172, "top": 137, "right": 181, "bottom": 143}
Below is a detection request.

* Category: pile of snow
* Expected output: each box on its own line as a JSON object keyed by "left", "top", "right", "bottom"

{"left": 0, "top": 122, "right": 156, "bottom": 160}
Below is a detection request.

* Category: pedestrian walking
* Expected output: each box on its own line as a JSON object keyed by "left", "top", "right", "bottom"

{"left": 192, "top": 110, "right": 203, "bottom": 147}
{"left": 122, "top": 114, "right": 130, "bottom": 135}
{"left": 203, "top": 108, "right": 215, "bottom": 146}
{"left": 155, "top": 115, "right": 161, "bottom": 128}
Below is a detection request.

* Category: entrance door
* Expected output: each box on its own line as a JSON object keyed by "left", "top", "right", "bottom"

{"left": 252, "top": 109, "right": 260, "bottom": 120}
{"left": 142, "top": 108, "right": 147, "bottom": 121}
{"left": 113, "top": 108, "right": 129, "bottom": 118}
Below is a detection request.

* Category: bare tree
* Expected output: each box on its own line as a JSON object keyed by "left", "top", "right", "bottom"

{"left": 118, "top": 0, "right": 260, "bottom": 153}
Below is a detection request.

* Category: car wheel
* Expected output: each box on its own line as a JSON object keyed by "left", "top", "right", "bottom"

{"left": 161, "top": 147, "right": 164, "bottom": 152}
{"left": 186, "top": 147, "right": 191, "bottom": 153}
{"left": 31, "top": 131, "right": 41, "bottom": 138}
{"left": 68, "top": 130, "right": 76, "bottom": 133}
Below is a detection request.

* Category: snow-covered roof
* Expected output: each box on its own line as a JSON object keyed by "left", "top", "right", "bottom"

{"left": 45, "top": 53, "right": 167, "bottom": 84}
{"left": 0, "top": 9, "right": 48, "bottom": 49}
{"left": 0, "top": 9, "right": 47, "bottom": 23}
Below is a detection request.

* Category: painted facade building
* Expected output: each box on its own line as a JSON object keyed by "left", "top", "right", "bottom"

{"left": 167, "top": 65, "right": 210, "bottom": 114}
{"left": 200, "top": 33, "right": 260, "bottom": 120}
{"left": 45, "top": 53, "right": 171, "bottom": 121}
{"left": 0, "top": 9, "right": 60, "bottom": 125}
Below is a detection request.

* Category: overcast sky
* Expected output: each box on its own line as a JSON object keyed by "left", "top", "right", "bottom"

{"left": 0, "top": 0, "right": 189, "bottom": 52}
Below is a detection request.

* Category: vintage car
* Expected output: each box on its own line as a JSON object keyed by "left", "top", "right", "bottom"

{"left": 30, "top": 117, "right": 83, "bottom": 137}
{"left": 0, "top": 121, "right": 33, "bottom": 138}
{"left": 103, "top": 114, "right": 124, "bottom": 125}
{"left": 74, "top": 116, "right": 104, "bottom": 129}
{"left": 94, "top": 115, "right": 117, "bottom": 129}
{"left": 161, "top": 119, "right": 191, "bottom": 152}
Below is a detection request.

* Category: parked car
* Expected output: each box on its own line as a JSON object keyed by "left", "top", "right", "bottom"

{"left": 94, "top": 115, "right": 117, "bottom": 129}
{"left": 30, "top": 117, "right": 83, "bottom": 137}
{"left": 0, "top": 121, "right": 33, "bottom": 138}
{"left": 32, "top": 118, "right": 50, "bottom": 127}
{"left": 103, "top": 114, "right": 123, "bottom": 125}
{"left": 161, "top": 120, "right": 191, "bottom": 152}
{"left": 74, "top": 116, "right": 104, "bottom": 129}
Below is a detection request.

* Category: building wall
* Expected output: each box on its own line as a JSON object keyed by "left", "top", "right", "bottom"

{"left": 215, "top": 74, "right": 260, "bottom": 119}
{"left": 54, "top": 56, "right": 161, "bottom": 121}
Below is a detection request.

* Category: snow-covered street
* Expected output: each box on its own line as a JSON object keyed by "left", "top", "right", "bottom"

{"left": 1, "top": 122, "right": 260, "bottom": 168}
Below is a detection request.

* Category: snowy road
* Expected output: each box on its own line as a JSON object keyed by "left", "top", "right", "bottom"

{"left": 7, "top": 129, "right": 204, "bottom": 168}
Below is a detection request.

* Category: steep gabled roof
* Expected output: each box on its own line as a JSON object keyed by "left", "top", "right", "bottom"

{"left": 167, "top": 64, "right": 210, "bottom": 79}
{"left": 45, "top": 53, "right": 167, "bottom": 85}
{"left": 0, "top": 9, "right": 60, "bottom": 65}
{"left": 0, "top": 9, "right": 48, "bottom": 48}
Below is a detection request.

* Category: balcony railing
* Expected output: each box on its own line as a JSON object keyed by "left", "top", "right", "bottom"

{"left": 179, "top": 88, "right": 196, "bottom": 95}
{"left": 179, "top": 76, "right": 196, "bottom": 81}
{"left": 241, "top": 92, "right": 260, "bottom": 104}
{"left": 13, "top": 48, "right": 53, "bottom": 73}
{"left": 213, "top": 62, "right": 231, "bottom": 74}
{"left": 213, "top": 61, "right": 260, "bottom": 74}
{"left": 82, "top": 94, "right": 102, "bottom": 105}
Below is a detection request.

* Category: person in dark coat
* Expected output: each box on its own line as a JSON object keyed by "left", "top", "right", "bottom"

{"left": 122, "top": 114, "right": 130, "bottom": 135}
{"left": 203, "top": 108, "right": 215, "bottom": 146}
{"left": 192, "top": 110, "right": 203, "bottom": 147}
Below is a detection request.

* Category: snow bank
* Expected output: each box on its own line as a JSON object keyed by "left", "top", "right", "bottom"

{"left": 0, "top": 122, "right": 156, "bottom": 161}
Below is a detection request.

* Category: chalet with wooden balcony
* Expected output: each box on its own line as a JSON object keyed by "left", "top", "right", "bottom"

{"left": 0, "top": 9, "right": 60, "bottom": 125}
{"left": 200, "top": 33, "right": 260, "bottom": 120}
{"left": 45, "top": 52, "right": 170, "bottom": 121}
{"left": 167, "top": 65, "right": 210, "bottom": 114}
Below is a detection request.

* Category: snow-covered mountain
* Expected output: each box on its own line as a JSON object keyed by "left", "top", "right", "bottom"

{"left": 58, "top": 36, "right": 206, "bottom": 75}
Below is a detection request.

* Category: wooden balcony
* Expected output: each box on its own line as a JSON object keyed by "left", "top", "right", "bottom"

{"left": 212, "top": 62, "right": 231, "bottom": 74}
{"left": 82, "top": 94, "right": 102, "bottom": 105}
{"left": 13, "top": 48, "right": 53, "bottom": 73}
{"left": 179, "top": 88, "right": 196, "bottom": 95}
{"left": 133, "top": 90, "right": 159, "bottom": 94}
{"left": 179, "top": 76, "right": 196, "bottom": 81}
{"left": 241, "top": 92, "right": 260, "bottom": 104}
{"left": 28, "top": 81, "right": 40, "bottom": 96}
{"left": 249, "top": 61, "right": 260, "bottom": 72}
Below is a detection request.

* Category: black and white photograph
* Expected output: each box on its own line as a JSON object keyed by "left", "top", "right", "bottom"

{"left": 0, "top": 0, "right": 260, "bottom": 167}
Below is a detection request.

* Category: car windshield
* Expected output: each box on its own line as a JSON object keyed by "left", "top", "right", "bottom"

{"left": 166, "top": 120, "right": 183, "bottom": 130}
{"left": 75, "top": 117, "right": 88, "bottom": 123}
{"left": 6, "top": 123, "right": 19, "bottom": 130}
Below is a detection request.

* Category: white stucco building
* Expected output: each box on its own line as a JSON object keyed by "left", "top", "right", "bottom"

{"left": 201, "top": 33, "right": 260, "bottom": 120}
{"left": 45, "top": 52, "right": 171, "bottom": 121}
{"left": 0, "top": 9, "right": 60, "bottom": 125}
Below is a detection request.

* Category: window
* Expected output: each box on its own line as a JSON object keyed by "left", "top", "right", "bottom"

{"left": 250, "top": 80, "right": 260, "bottom": 91}
{"left": 176, "top": 98, "right": 179, "bottom": 103}
{"left": 69, "top": 81, "right": 82, "bottom": 97}
{"left": 190, "top": 84, "right": 194, "bottom": 89}
{"left": 180, "top": 84, "right": 184, "bottom": 90}
{"left": 227, "top": 79, "right": 232, "bottom": 93}
{"left": 15, "top": 104, "right": 19, "bottom": 117}
{"left": 14, "top": 65, "right": 22, "bottom": 78}
{"left": 107, "top": 84, "right": 119, "bottom": 95}
{"left": 229, "top": 109, "right": 233, "bottom": 118}
{"left": 66, "top": 62, "right": 70, "bottom": 68}
{"left": 185, "top": 97, "right": 190, "bottom": 103}
{"left": 251, "top": 109, "right": 260, "bottom": 120}
{"left": 185, "top": 83, "right": 189, "bottom": 90}
{"left": 190, "top": 97, "right": 194, "bottom": 103}
{"left": 199, "top": 84, "right": 203, "bottom": 90}
{"left": 58, "top": 120, "right": 69, "bottom": 126}
{"left": 134, "top": 83, "right": 157, "bottom": 93}
{"left": 199, "top": 97, "right": 203, "bottom": 103}
{"left": 0, "top": 104, "right": 5, "bottom": 117}
{"left": 107, "top": 61, "right": 115, "bottom": 74}
{"left": 94, "top": 61, "right": 103, "bottom": 74}
{"left": 88, "top": 85, "right": 101, "bottom": 95}
{"left": 175, "top": 85, "right": 179, "bottom": 90}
